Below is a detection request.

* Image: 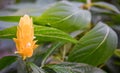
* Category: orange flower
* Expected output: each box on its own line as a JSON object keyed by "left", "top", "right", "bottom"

{"left": 13, "top": 15, "right": 38, "bottom": 60}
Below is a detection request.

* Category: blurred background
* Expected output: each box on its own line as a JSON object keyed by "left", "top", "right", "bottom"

{"left": 0, "top": 0, "right": 120, "bottom": 73}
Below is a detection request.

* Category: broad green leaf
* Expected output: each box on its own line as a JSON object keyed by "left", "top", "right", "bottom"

{"left": 35, "top": 26, "right": 77, "bottom": 43}
{"left": 29, "top": 62, "right": 45, "bottom": 73}
{"left": 0, "top": 16, "right": 20, "bottom": 22}
{"left": 0, "top": 25, "right": 77, "bottom": 43}
{"left": 47, "top": 62, "right": 106, "bottom": 73}
{"left": 0, "top": 56, "right": 17, "bottom": 70}
{"left": 34, "top": 1, "right": 91, "bottom": 32}
{"left": 92, "top": 2, "right": 120, "bottom": 14}
{"left": 0, "top": 16, "right": 36, "bottom": 22}
{"left": 68, "top": 22, "right": 118, "bottom": 66}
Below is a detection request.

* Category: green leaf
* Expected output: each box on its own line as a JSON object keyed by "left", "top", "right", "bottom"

{"left": 92, "top": 2, "right": 120, "bottom": 14}
{"left": 41, "top": 42, "right": 65, "bottom": 67}
{"left": 0, "top": 16, "right": 37, "bottom": 23}
{"left": 0, "top": 25, "right": 77, "bottom": 43}
{"left": 111, "top": 14, "right": 120, "bottom": 25}
{"left": 0, "top": 16, "right": 20, "bottom": 22}
{"left": 29, "top": 62, "right": 45, "bottom": 73}
{"left": 35, "top": 25, "right": 77, "bottom": 43}
{"left": 0, "top": 56, "right": 17, "bottom": 70}
{"left": 68, "top": 22, "right": 118, "bottom": 66}
{"left": 34, "top": 1, "right": 91, "bottom": 32}
{"left": 47, "top": 62, "right": 106, "bottom": 73}
{"left": 114, "top": 49, "right": 120, "bottom": 57}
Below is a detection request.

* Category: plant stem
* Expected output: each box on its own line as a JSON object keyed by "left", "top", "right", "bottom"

{"left": 62, "top": 45, "right": 67, "bottom": 62}
{"left": 86, "top": 0, "right": 92, "bottom": 9}
{"left": 41, "top": 42, "right": 64, "bottom": 68}
{"left": 99, "top": 64, "right": 105, "bottom": 68}
{"left": 87, "top": 0, "right": 91, "bottom": 4}
{"left": 25, "top": 60, "right": 30, "bottom": 73}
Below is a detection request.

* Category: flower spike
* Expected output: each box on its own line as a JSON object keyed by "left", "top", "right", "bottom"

{"left": 13, "top": 15, "right": 38, "bottom": 60}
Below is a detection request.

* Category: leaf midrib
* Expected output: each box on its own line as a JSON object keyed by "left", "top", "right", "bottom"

{"left": 86, "top": 27, "right": 110, "bottom": 57}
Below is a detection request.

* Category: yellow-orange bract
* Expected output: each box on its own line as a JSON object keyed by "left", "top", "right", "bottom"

{"left": 13, "top": 15, "right": 38, "bottom": 60}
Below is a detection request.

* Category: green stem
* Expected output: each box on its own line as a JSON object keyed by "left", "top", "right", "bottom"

{"left": 25, "top": 60, "right": 30, "bottom": 73}
{"left": 41, "top": 42, "right": 64, "bottom": 68}
{"left": 62, "top": 45, "right": 67, "bottom": 62}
